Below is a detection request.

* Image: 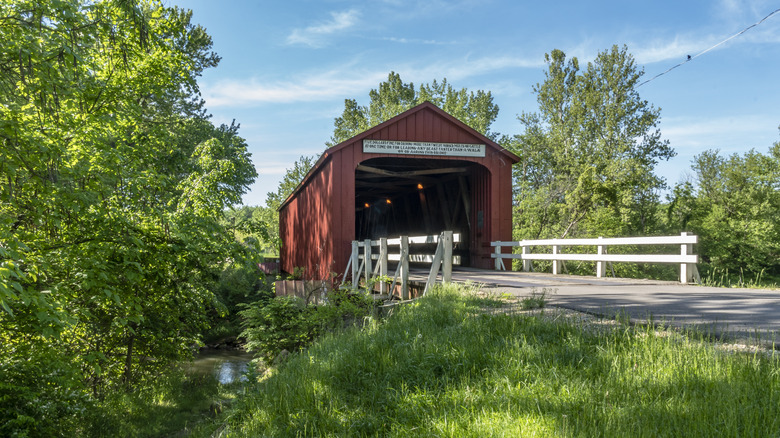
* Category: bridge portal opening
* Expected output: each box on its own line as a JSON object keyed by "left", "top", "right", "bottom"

{"left": 354, "top": 157, "right": 491, "bottom": 267}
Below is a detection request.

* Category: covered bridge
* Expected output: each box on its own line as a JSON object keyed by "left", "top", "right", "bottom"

{"left": 279, "top": 101, "right": 520, "bottom": 280}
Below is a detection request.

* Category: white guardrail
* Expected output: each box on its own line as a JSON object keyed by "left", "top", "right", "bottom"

{"left": 345, "top": 231, "right": 459, "bottom": 299}
{"left": 491, "top": 232, "right": 699, "bottom": 284}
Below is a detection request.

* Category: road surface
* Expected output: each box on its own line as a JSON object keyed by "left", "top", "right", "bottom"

{"left": 448, "top": 268, "right": 780, "bottom": 343}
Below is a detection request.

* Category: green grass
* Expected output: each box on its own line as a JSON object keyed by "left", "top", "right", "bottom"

{"left": 85, "top": 366, "right": 244, "bottom": 437}
{"left": 202, "top": 283, "right": 780, "bottom": 437}
{"left": 519, "top": 287, "right": 553, "bottom": 310}
{"left": 699, "top": 266, "right": 779, "bottom": 290}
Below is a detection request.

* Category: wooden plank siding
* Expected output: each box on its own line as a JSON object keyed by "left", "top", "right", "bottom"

{"left": 279, "top": 101, "right": 519, "bottom": 280}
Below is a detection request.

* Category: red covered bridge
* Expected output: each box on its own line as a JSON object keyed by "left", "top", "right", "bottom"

{"left": 279, "top": 101, "right": 520, "bottom": 281}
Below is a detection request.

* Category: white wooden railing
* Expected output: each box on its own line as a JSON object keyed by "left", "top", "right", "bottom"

{"left": 491, "top": 232, "right": 699, "bottom": 284}
{"left": 344, "top": 231, "right": 459, "bottom": 299}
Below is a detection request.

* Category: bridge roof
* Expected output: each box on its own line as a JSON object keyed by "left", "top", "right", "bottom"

{"left": 280, "top": 101, "right": 520, "bottom": 210}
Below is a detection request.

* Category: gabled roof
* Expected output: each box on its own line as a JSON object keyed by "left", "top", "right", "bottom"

{"left": 280, "top": 101, "right": 520, "bottom": 210}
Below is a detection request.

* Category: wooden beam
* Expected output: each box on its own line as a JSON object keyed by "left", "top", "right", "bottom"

{"left": 418, "top": 190, "right": 433, "bottom": 234}
{"left": 356, "top": 164, "right": 468, "bottom": 179}
{"left": 436, "top": 183, "right": 453, "bottom": 230}
{"left": 458, "top": 176, "right": 471, "bottom": 229}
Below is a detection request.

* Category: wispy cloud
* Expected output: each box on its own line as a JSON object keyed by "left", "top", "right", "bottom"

{"left": 662, "top": 114, "right": 779, "bottom": 153}
{"left": 286, "top": 9, "right": 360, "bottom": 47}
{"left": 380, "top": 36, "right": 453, "bottom": 45}
{"left": 632, "top": 35, "right": 717, "bottom": 64}
{"left": 202, "top": 52, "right": 544, "bottom": 107}
{"left": 202, "top": 69, "right": 388, "bottom": 106}
{"left": 633, "top": 3, "right": 780, "bottom": 65}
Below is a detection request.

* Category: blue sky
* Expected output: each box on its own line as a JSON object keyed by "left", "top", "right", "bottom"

{"left": 172, "top": 0, "right": 780, "bottom": 207}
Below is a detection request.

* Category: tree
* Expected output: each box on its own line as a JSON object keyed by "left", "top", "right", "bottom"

{"left": 511, "top": 45, "right": 674, "bottom": 240}
{"left": 327, "top": 72, "right": 500, "bottom": 146}
{"left": 667, "top": 142, "right": 780, "bottom": 276}
{"left": 0, "top": 0, "right": 255, "bottom": 431}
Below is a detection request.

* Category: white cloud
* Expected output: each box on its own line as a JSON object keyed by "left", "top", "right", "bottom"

{"left": 633, "top": 4, "right": 780, "bottom": 66}
{"left": 381, "top": 36, "right": 453, "bottom": 45}
{"left": 661, "top": 114, "right": 779, "bottom": 153}
{"left": 287, "top": 9, "right": 360, "bottom": 47}
{"left": 201, "top": 52, "right": 543, "bottom": 107}
{"left": 201, "top": 66, "right": 387, "bottom": 106}
{"left": 633, "top": 35, "right": 717, "bottom": 65}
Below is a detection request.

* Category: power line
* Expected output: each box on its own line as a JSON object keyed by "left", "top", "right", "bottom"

{"left": 638, "top": 7, "right": 780, "bottom": 87}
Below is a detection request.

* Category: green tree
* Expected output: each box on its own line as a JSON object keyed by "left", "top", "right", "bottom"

{"left": 511, "top": 45, "right": 674, "bottom": 240}
{"left": 667, "top": 142, "right": 780, "bottom": 276}
{"left": 0, "top": 1, "right": 255, "bottom": 432}
{"left": 327, "top": 72, "right": 500, "bottom": 146}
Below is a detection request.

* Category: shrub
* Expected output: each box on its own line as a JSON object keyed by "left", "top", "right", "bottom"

{"left": 239, "top": 296, "right": 315, "bottom": 362}
{"left": 239, "top": 290, "right": 376, "bottom": 362}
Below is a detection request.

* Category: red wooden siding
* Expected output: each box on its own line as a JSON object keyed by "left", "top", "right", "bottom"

{"left": 280, "top": 102, "right": 519, "bottom": 280}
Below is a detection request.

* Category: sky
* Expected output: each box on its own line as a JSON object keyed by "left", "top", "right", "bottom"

{"left": 171, "top": 0, "right": 780, "bottom": 207}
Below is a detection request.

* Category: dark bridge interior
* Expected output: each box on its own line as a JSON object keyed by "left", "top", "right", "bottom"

{"left": 354, "top": 157, "right": 482, "bottom": 266}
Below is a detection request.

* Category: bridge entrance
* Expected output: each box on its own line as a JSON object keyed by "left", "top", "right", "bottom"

{"left": 355, "top": 157, "right": 492, "bottom": 268}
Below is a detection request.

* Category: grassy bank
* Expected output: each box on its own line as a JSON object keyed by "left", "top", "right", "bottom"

{"left": 202, "top": 284, "right": 780, "bottom": 437}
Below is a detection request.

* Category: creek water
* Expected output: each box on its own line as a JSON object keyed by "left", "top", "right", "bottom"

{"left": 187, "top": 349, "right": 255, "bottom": 384}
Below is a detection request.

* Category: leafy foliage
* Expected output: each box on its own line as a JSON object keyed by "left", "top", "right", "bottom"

{"left": 327, "top": 72, "right": 500, "bottom": 146}
{"left": 511, "top": 45, "right": 674, "bottom": 240}
{"left": 0, "top": 0, "right": 256, "bottom": 433}
{"left": 239, "top": 289, "right": 374, "bottom": 362}
{"left": 667, "top": 142, "right": 780, "bottom": 277}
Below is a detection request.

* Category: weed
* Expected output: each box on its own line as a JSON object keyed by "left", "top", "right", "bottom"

{"left": 520, "top": 287, "right": 554, "bottom": 310}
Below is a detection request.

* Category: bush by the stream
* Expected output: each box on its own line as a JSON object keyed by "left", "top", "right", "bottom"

{"left": 239, "top": 289, "right": 374, "bottom": 362}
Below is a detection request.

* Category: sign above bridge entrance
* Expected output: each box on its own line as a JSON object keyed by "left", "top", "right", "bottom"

{"left": 363, "top": 139, "right": 486, "bottom": 158}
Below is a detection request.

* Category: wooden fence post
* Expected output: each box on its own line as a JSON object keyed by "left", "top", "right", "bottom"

{"left": 351, "top": 240, "right": 358, "bottom": 291}
{"left": 552, "top": 244, "right": 559, "bottom": 275}
{"left": 364, "top": 239, "right": 372, "bottom": 291}
{"left": 400, "top": 236, "right": 409, "bottom": 300}
{"left": 443, "top": 231, "right": 453, "bottom": 283}
{"left": 680, "top": 232, "right": 694, "bottom": 284}
{"left": 494, "top": 242, "right": 502, "bottom": 270}
{"left": 379, "top": 237, "right": 388, "bottom": 294}
{"left": 596, "top": 236, "right": 605, "bottom": 278}
{"left": 522, "top": 244, "right": 531, "bottom": 272}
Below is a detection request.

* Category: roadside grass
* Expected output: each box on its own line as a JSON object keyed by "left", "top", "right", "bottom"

{"left": 699, "top": 266, "right": 779, "bottom": 290}
{"left": 203, "top": 283, "right": 780, "bottom": 437}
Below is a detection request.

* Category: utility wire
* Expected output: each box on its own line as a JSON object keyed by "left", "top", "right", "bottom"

{"left": 638, "top": 7, "right": 780, "bottom": 87}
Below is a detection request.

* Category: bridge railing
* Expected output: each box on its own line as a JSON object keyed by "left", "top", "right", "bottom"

{"left": 491, "top": 232, "right": 699, "bottom": 284}
{"left": 344, "top": 231, "right": 459, "bottom": 299}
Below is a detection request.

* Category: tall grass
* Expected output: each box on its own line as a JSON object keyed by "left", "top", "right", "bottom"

{"left": 207, "top": 284, "right": 780, "bottom": 437}
{"left": 699, "top": 266, "right": 779, "bottom": 289}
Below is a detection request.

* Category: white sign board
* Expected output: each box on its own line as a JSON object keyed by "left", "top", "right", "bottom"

{"left": 363, "top": 139, "right": 486, "bottom": 158}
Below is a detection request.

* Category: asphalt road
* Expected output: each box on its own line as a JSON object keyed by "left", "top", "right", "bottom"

{"left": 449, "top": 268, "right": 780, "bottom": 343}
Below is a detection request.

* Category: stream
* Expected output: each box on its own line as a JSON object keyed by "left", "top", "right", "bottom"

{"left": 187, "top": 349, "right": 255, "bottom": 384}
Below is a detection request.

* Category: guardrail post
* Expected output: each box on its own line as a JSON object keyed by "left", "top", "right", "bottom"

{"left": 522, "top": 244, "right": 531, "bottom": 272}
{"left": 552, "top": 244, "right": 559, "bottom": 275}
{"left": 494, "top": 242, "right": 502, "bottom": 270}
{"left": 680, "top": 232, "right": 694, "bottom": 284}
{"left": 400, "top": 236, "right": 409, "bottom": 300}
{"left": 363, "top": 239, "right": 372, "bottom": 291}
{"left": 379, "top": 237, "right": 388, "bottom": 294}
{"left": 443, "top": 231, "right": 453, "bottom": 283}
{"left": 351, "top": 241, "right": 358, "bottom": 291}
{"left": 596, "top": 236, "right": 605, "bottom": 278}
